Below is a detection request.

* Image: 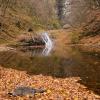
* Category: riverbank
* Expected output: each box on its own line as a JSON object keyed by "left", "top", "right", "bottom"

{"left": 79, "top": 35, "right": 100, "bottom": 52}
{"left": 0, "top": 66, "right": 99, "bottom": 100}
{"left": 78, "top": 9, "right": 100, "bottom": 52}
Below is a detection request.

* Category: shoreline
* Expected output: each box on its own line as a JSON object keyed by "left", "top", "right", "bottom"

{"left": 0, "top": 66, "right": 99, "bottom": 100}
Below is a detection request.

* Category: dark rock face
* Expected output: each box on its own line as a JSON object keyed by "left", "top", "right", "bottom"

{"left": 28, "top": 39, "right": 45, "bottom": 46}
{"left": 19, "top": 37, "right": 45, "bottom": 47}
{"left": 56, "top": 0, "right": 65, "bottom": 21}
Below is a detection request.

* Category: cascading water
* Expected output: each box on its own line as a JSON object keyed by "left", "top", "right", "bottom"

{"left": 57, "top": 0, "right": 71, "bottom": 24}
{"left": 41, "top": 32, "right": 53, "bottom": 56}
{"left": 15, "top": 32, "right": 53, "bottom": 56}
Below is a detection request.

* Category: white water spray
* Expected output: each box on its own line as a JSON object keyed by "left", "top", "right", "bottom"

{"left": 41, "top": 32, "right": 53, "bottom": 56}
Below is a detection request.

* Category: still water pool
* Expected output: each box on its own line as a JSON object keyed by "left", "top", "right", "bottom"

{"left": 0, "top": 46, "right": 100, "bottom": 95}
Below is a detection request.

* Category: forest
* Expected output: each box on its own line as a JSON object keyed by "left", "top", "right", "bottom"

{"left": 0, "top": 0, "right": 100, "bottom": 34}
{"left": 0, "top": 0, "right": 100, "bottom": 99}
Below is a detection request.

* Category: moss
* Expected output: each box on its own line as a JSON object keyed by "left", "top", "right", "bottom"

{"left": 70, "top": 32, "right": 81, "bottom": 44}
{"left": 49, "top": 19, "right": 61, "bottom": 29}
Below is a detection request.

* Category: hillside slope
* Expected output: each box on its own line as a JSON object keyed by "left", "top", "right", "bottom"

{"left": 0, "top": 0, "right": 60, "bottom": 44}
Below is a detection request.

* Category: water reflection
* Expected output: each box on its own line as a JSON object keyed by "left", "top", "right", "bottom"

{"left": 19, "top": 46, "right": 52, "bottom": 56}
{"left": 0, "top": 46, "right": 100, "bottom": 95}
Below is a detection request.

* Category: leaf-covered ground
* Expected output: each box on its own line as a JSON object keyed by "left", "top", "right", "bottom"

{"left": 0, "top": 66, "right": 100, "bottom": 100}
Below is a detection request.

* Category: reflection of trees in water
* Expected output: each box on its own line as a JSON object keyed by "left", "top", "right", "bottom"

{"left": 20, "top": 47, "right": 52, "bottom": 57}
{"left": 21, "top": 48, "right": 44, "bottom": 56}
{"left": 0, "top": 49, "right": 100, "bottom": 95}
{"left": 77, "top": 52, "right": 100, "bottom": 95}
{"left": 0, "top": 51, "right": 32, "bottom": 70}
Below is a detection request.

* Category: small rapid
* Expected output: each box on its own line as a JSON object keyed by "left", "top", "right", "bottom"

{"left": 41, "top": 32, "right": 53, "bottom": 56}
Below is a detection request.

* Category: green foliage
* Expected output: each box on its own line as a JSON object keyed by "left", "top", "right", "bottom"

{"left": 70, "top": 32, "right": 81, "bottom": 44}
{"left": 50, "top": 19, "right": 61, "bottom": 29}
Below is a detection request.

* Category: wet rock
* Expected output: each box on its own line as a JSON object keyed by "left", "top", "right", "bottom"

{"left": 17, "top": 35, "right": 45, "bottom": 47}
{"left": 63, "top": 24, "right": 71, "bottom": 29}
{"left": 8, "top": 86, "right": 46, "bottom": 96}
{"left": 28, "top": 28, "right": 33, "bottom": 32}
{"left": 21, "top": 38, "right": 45, "bottom": 46}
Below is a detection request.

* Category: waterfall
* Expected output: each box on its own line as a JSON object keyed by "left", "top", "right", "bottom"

{"left": 41, "top": 32, "right": 53, "bottom": 56}
{"left": 57, "top": 0, "right": 72, "bottom": 25}
{"left": 57, "top": 0, "right": 88, "bottom": 25}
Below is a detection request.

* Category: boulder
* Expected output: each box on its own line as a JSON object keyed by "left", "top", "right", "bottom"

{"left": 63, "top": 24, "right": 71, "bottom": 29}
